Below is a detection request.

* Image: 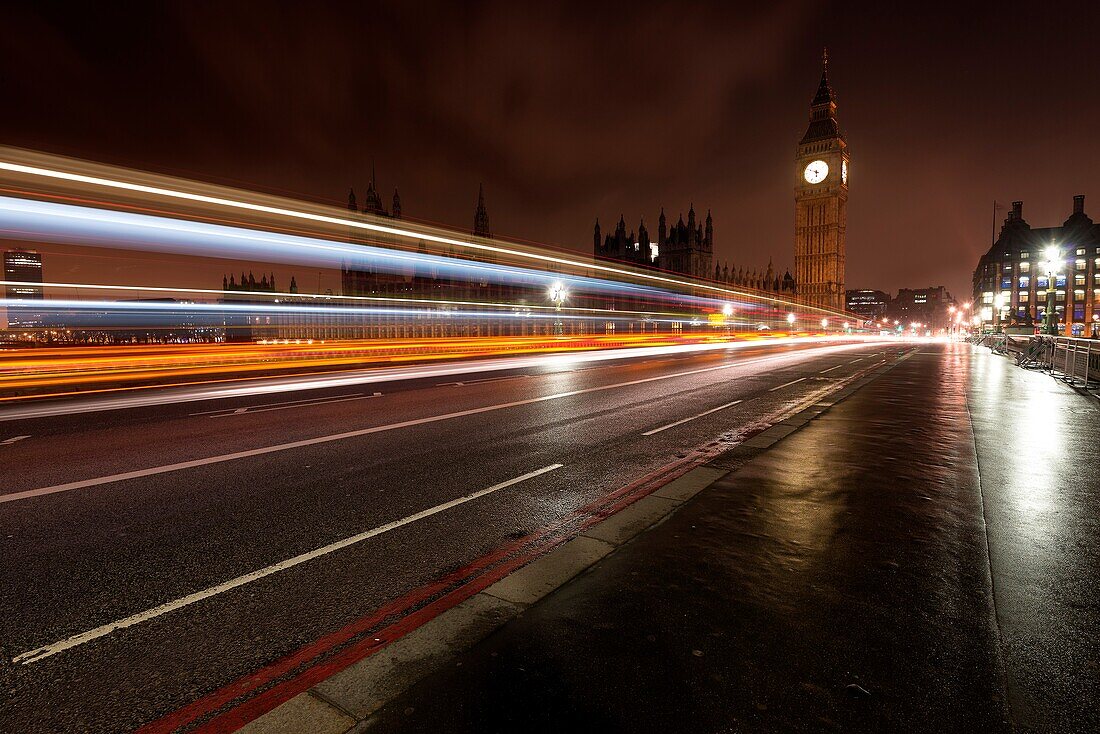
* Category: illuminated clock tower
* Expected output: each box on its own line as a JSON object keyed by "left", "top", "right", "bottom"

{"left": 795, "top": 50, "right": 848, "bottom": 312}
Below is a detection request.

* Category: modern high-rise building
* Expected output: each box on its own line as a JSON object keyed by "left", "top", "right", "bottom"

{"left": 794, "top": 50, "right": 849, "bottom": 312}
{"left": 4, "top": 248, "right": 45, "bottom": 329}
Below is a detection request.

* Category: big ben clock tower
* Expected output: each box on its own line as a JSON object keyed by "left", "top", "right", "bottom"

{"left": 795, "top": 50, "right": 848, "bottom": 312}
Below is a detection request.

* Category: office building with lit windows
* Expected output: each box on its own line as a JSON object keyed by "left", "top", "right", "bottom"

{"left": 3, "top": 248, "right": 45, "bottom": 329}
{"left": 972, "top": 197, "right": 1100, "bottom": 335}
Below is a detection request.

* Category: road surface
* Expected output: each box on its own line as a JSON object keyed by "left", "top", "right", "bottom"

{"left": 0, "top": 338, "right": 904, "bottom": 732}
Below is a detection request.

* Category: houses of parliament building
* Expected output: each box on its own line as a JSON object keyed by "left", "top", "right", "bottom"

{"left": 592, "top": 52, "right": 848, "bottom": 311}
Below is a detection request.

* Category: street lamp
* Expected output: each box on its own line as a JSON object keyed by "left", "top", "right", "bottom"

{"left": 992, "top": 292, "right": 1006, "bottom": 333}
{"left": 721, "top": 303, "right": 733, "bottom": 336}
{"left": 786, "top": 312, "right": 796, "bottom": 329}
{"left": 548, "top": 281, "right": 568, "bottom": 335}
{"left": 1037, "top": 244, "right": 1061, "bottom": 336}
{"left": 820, "top": 317, "right": 829, "bottom": 330}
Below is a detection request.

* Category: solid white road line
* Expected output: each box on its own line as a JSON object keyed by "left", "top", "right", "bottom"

{"left": 12, "top": 463, "right": 564, "bottom": 665}
{"left": 0, "top": 352, "right": 803, "bottom": 506}
{"left": 768, "top": 377, "right": 807, "bottom": 392}
{"left": 641, "top": 400, "right": 743, "bottom": 436}
{"left": 437, "top": 374, "right": 529, "bottom": 387}
{"left": 188, "top": 393, "right": 363, "bottom": 416}
{"left": 1, "top": 434, "right": 30, "bottom": 445}
{"left": 818, "top": 364, "right": 844, "bottom": 374}
{"left": 848, "top": 358, "right": 864, "bottom": 364}
{"left": 208, "top": 393, "right": 381, "bottom": 418}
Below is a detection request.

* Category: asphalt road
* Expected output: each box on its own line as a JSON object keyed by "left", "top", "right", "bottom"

{"left": 0, "top": 338, "right": 904, "bottom": 732}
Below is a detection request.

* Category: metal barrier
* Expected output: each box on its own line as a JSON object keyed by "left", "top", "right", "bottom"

{"left": 1023, "top": 335, "right": 1100, "bottom": 389}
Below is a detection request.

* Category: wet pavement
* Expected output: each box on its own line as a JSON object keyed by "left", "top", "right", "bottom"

{"left": 362, "top": 343, "right": 1099, "bottom": 733}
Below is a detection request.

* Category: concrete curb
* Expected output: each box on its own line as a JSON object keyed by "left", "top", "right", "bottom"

{"left": 237, "top": 355, "right": 906, "bottom": 733}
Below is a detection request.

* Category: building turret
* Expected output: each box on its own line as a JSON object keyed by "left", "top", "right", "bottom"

{"left": 347, "top": 188, "right": 358, "bottom": 212}
{"left": 473, "top": 184, "right": 491, "bottom": 238}
{"left": 658, "top": 208, "right": 667, "bottom": 247}
{"left": 593, "top": 218, "right": 601, "bottom": 253}
{"left": 392, "top": 188, "right": 402, "bottom": 219}
{"left": 705, "top": 210, "right": 713, "bottom": 251}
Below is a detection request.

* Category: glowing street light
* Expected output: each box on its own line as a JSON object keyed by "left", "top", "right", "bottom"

{"left": 547, "top": 281, "right": 568, "bottom": 311}
{"left": 547, "top": 281, "right": 568, "bottom": 336}
{"left": 786, "top": 312, "right": 796, "bottom": 327}
{"left": 721, "top": 303, "right": 734, "bottom": 317}
{"left": 992, "top": 291, "right": 1006, "bottom": 333}
{"left": 1037, "top": 243, "right": 1061, "bottom": 335}
{"left": 820, "top": 317, "right": 829, "bottom": 329}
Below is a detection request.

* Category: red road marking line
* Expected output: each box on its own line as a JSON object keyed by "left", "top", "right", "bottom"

{"left": 140, "top": 452, "right": 707, "bottom": 734}
{"left": 142, "top": 357, "right": 893, "bottom": 732}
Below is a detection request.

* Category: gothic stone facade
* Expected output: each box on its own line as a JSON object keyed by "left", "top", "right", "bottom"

{"left": 794, "top": 52, "right": 848, "bottom": 312}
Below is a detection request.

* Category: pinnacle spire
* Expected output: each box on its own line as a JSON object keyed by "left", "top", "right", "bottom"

{"left": 812, "top": 47, "right": 835, "bottom": 106}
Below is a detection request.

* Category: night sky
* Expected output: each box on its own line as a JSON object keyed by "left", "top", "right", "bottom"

{"left": 2, "top": 0, "right": 1098, "bottom": 299}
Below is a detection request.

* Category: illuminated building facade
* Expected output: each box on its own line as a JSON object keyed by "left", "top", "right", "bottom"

{"left": 890, "top": 286, "right": 955, "bottom": 329}
{"left": 845, "top": 289, "right": 890, "bottom": 321}
{"left": 794, "top": 51, "right": 848, "bottom": 312}
{"left": 972, "top": 197, "right": 1100, "bottom": 335}
{"left": 4, "top": 248, "right": 44, "bottom": 329}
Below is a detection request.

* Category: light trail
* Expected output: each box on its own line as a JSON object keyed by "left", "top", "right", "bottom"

{"left": 0, "top": 152, "right": 850, "bottom": 318}
{"left": 0, "top": 336, "right": 890, "bottom": 417}
{"left": 0, "top": 280, "right": 681, "bottom": 319}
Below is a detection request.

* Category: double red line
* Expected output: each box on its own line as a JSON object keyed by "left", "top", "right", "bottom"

{"left": 139, "top": 450, "right": 716, "bottom": 733}
{"left": 142, "top": 358, "right": 890, "bottom": 732}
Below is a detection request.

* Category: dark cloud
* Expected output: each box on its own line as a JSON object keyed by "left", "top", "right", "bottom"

{"left": 1, "top": 0, "right": 1098, "bottom": 299}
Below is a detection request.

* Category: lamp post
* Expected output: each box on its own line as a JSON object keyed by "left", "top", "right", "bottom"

{"left": 992, "top": 292, "right": 1006, "bottom": 333}
{"left": 786, "top": 312, "right": 796, "bottom": 330}
{"left": 1037, "top": 245, "right": 1061, "bottom": 336}
{"left": 548, "top": 282, "right": 568, "bottom": 335}
{"left": 721, "top": 303, "right": 734, "bottom": 336}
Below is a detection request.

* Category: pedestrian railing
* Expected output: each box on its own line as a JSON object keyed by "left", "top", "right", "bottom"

{"left": 1024, "top": 335, "right": 1100, "bottom": 390}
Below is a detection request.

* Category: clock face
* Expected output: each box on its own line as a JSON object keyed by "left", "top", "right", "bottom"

{"left": 803, "top": 160, "right": 829, "bottom": 184}
{"left": 842, "top": 159, "right": 848, "bottom": 184}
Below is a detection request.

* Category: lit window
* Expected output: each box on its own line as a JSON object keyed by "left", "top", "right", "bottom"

{"left": 1019, "top": 251, "right": 1030, "bottom": 259}
{"left": 1019, "top": 262, "right": 1030, "bottom": 273}
{"left": 1077, "top": 248, "right": 1087, "bottom": 256}
{"left": 1003, "top": 264, "right": 1012, "bottom": 272}
{"left": 1056, "top": 275, "right": 1067, "bottom": 287}
{"left": 1076, "top": 259, "right": 1087, "bottom": 270}
{"left": 1019, "top": 291, "right": 1029, "bottom": 302}
{"left": 1038, "top": 276, "right": 1049, "bottom": 288}
{"left": 1074, "top": 289, "right": 1085, "bottom": 301}
{"left": 982, "top": 292, "right": 994, "bottom": 304}
{"left": 1056, "top": 290, "right": 1066, "bottom": 302}
{"left": 1018, "top": 276, "right": 1030, "bottom": 288}
{"left": 1076, "top": 274, "right": 1086, "bottom": 286}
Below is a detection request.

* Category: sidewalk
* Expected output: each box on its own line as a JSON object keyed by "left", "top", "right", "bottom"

{"left": 253, "top": 343, "right": 1100, "bottom": 733}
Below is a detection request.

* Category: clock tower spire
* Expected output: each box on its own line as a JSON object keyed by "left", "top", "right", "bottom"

{"left": 794, "top": 49, "right": 848, "bottom": 312}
